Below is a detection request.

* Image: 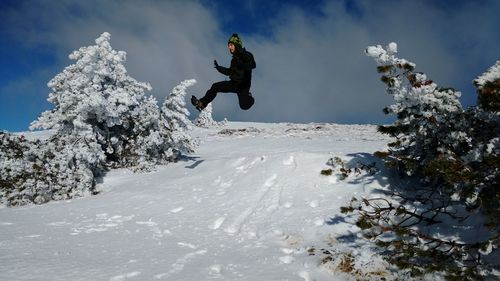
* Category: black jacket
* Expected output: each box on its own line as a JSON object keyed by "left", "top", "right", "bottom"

{"left": 216, "top": 48, "right": 256, "bottom": 86}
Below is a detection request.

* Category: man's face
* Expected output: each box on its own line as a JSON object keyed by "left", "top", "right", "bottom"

{"left": 228, "top": 43, "right": 235, "bottom": 54}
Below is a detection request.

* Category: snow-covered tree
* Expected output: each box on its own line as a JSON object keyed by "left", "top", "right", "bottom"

{"left": 160, "top": 79, "right": 197, "bottom": 160}
{"left": 0, "top": 132, "right": 99, "bottom": 206}
{"left": 353, "top": 43, "right": 500, "bottom": 280}
{"left": 1, "top": 32, "right": 198, "bottom": 206}
{"left": 367, "top": 45, "right": 498, "bottom": 216}
{"left": 366, "top": 43, "right": 467, "bottom": 176}
{"left": 474, "top": 61, "right": 500, "bottom": 112}
{"left": 194, "top": 103, "right": 227, "bottom": 128}
{"left": 30, "top": 32, "right": 172, "bottom": 170}
{"left": 466, "top": 61, "right": 500, "bottom": 228}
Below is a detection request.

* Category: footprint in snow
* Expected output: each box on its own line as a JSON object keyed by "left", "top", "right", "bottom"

{"left": 213, "top": 176, "right": 222, "bottom": 185}
{"left": 232, "top": 157, "right": 247, "bottom": 167}
{"left": 220, "top": 179, "right": 233, "bottom": 188}
{"left": 264, "top": 174, "right": 278, "bottom": 187}
{"left": 279, "top": 255, "right": 295, "bottom": 264}
{"left": 281, "top": 234, "right": 304, "bottom": 247}
{"left": 213, "top": 176, "right": 233, "bottom": 190}
{"left": 170, "top": 207, "right": 184, "bottom": 213}
{"left": 135, "top": 220, "right": 158, "bottom": 227}
{"left": 235, "top": 156, "right": 266, "bottom": 174}
{"left": 71, "top": 214, "right": 134, "bottom": 235}
{"left": 314, "top": 218, "right": 325, "bottom": 226}
{"left": 155, "top": 250, "right": 207, "bottom": 279}
{"left": 177, "top": 242, "right": 197, "bottom": 249}
{"left": 208, "top": 264, "right": 222, "bottom": 275}
{"left": 283, "top": 155, "right": 295, "bottom": 166}
{"left": 109, "top": 271, "right": 141, "bottom": 281}
{"left": 209, "top": 217, "right": 226, "bottom": 230}
{"left": 47, "top": 221, "right": 71, "bottom": 226}
{"left": 309, "top": 200, "right": 319, "bottom": 208}
{"left": 299, "top": 271, "right": 313, "bottom": 281}
{"left": 21, "top": 234, "right": 41, "bottom": 238}
{"left": 281, "top": 247, "right": 307, "bottom": 255}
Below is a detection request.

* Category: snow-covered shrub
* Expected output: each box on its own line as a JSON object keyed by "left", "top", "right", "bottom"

{"left": 466, "top": 61, "right": 500, "bottom": 228}
{"left": 366, "top": 43, "right": 467, "bottom": 177}
{"left": 474, "top": 61, "right": 500, "bottom": 112}
{"left": 1, "top": 32, "right": 197, "bottom": 206}
{"left": 160, "top": 79, "right": 198, "bottom": 160}
{"left": 31, "top": 32, "right": 164, "bottom": 169}
{"left": 30, "top": 32, "right": 198, "bottom": 171}
{"left": 194, "top": 103, "right": 227, "bottom": 128}
{"left": 1, "top": 132, "right": 33, "bottom": 205}
{"left": 344, "top": 43, "right": 500, "bottom": 280}
{"left": 0, "top": 132, "right": 100, "bottom": 206}
{"left": 366, "top": 44, "right": 499, "bottom": 216}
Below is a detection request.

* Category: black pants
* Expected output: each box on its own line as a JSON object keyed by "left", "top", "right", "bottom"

{"left": 199, "top": 81, "right": 255, "bottom": 110}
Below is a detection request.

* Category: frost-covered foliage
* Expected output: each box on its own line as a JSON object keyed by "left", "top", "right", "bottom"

{"left": 1, "top": 132, "right": 100, "bottom": 206}
{"left": 30, "top": 32, "right": 162, "bottom": 169}
{"left": 472, "top": 61, "right": 500, "bottom": 157}
{"left": 469, "top": 61, "right": 500, "bottom": 162}
{"left": 474, "top": 61, "right": 500, "bottom": 112}
{"left": 352, "top": 43, "right": 500, "bottom": 280}
{"left": 1, "top": 32, "right": 196, "bottom": 206}
{"left": 194, "top": 103, "right": 227, "bottom": 128}
{"left": 465, "top": 61, "right": 500, "bottom": 229}
{"left": 366, "top": 44, "right": 499, "bottom": 216}
{"left": 160, "top": 79, "right": 197, "bottom": 160}
{"left": 366, "top": 43, "right": 467, "bottom": 176}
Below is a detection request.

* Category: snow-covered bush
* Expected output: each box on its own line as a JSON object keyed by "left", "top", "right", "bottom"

{"left": 194, "top": 103, "right": 227, "bottom": 128}
{"left": 466, "top": 61, "right": 500, "bottom": 228}
{"left": 342, "top": 43, "right": 500, "bottom": 280}
{"left": 366, "top": 44, "right": 499, "bottom": 215}
{"left": 30, "top": 32, "right": 198, "bottom": 170}
{"left": 160, "top": 79, "right": 198, "bottom": 160}
{"left": 474, "top": 61, "right": 500, "bottom": 112}
{"left": 1, "top": 32, "right": 197, "bottom": 206}
{"left": 366, "top": 43, "right": 467, "bottom": 177}
{"left": 30, "top": 32, "right": 162, "bottom": 169}
{"left": 1, "top": 132, "right": 33, "bottom": 205}
{"left": 0, "top": 132, "right": 100, "bottom": 206}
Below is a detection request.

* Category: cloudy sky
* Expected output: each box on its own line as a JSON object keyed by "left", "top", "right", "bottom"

{"left": 1, "top": 0, "right": 499, "bottom": 132}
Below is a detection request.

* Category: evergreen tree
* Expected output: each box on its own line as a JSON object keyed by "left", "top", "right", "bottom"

{"left": 466, "top": 61, "right": 500, "bottom": 227}
{"left": 474, "top": 61, "right": 500, "bottom": 112}
{"left": 160, "top": 79, "right": 197, "bottom": 161}
{"left": 366, "top": 43, "right": 467, "bottom": 177}
{"left": 30, "top": 32, "right": 164, "bottom": 169}
{"left": 194, "top": 103, "right": 227, "bottom": 128}
{"left": 339, "top": 43, "right": 500, "bottom": 280}
{"left": 1, "top": 32, "right": 198, "bottom": 206}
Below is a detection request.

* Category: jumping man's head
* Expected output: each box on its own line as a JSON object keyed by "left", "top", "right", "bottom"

{"left": 228, "top": 33, "right": 242, "bottom": 54}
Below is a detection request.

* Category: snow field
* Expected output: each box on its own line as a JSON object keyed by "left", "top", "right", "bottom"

{"left": 0, "top": 122, "right": 393, "bottom": 281}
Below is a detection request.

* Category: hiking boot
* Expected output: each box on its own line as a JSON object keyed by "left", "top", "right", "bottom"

{"left": 191, "top": 95, "right": 205, "bottom": 112}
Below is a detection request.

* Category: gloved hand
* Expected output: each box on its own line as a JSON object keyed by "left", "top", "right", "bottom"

{"left": 214, "top": 60, "right": 219, "bottom": 68}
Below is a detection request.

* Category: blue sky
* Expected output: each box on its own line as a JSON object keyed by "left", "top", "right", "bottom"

{"left": 1, "top": 0, "right": 499, "bottom": 132}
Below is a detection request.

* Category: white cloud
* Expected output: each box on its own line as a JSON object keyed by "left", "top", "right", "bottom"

{"left": 226, "top": 0, "right": 500, "bottom": 124}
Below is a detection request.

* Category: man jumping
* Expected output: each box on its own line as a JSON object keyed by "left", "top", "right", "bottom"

{"left": 191, "top": 33, "right": 256, "bottom": 111}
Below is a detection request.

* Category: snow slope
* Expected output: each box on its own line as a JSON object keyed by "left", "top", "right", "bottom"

{"left": 1, "top": 122, "right": 396, "bottom": 281}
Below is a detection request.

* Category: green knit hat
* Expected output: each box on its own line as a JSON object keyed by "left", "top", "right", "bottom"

{"left": 228, "top": 33, "right": 243, "bottom": 48}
